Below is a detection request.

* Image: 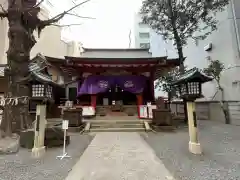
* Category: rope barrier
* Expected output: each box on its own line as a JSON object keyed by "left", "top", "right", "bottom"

{"left": 0, "top": 96, "right": 29, "bottom": 106}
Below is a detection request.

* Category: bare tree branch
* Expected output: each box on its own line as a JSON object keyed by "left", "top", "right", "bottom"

{"left": 39, "top": 0, "right": 91, "bottom": 28}
{"left": 0, "top": 4, "right": 7, "bottom": 18}
{"left": 34, "top": 0, "right": 44, "bottom": 8}
{"left": 0, "top": 4, "right": 6, "bottom": 12}
{"left": 66, "top": 12, "right": 96, "bottom": 19}
{"left": 0, "top": 12, "right": 6, "bottom": 18}
{"left": 51, "top": 23, "right": 82, "bottom": 27}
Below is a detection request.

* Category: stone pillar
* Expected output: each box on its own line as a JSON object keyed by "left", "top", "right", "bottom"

{"left": 32, "top": 104, "right": 47, "bottom": 158}
{"left": 187, "top": 101, "right": 202, "bottom": 154}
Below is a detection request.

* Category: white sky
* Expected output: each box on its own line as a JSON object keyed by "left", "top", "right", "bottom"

{"left": 50, "top": 0, "right": 142, "bottom": 48}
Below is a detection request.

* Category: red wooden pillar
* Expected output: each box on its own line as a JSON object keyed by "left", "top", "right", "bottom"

{"left": 136, "top": 93, "right": 143, "bottom": 118}
{"left": 91, "top": 94, "right": 97, "bottom": 108}
{"left": 150, "top": 73, "right": 155, "bottom": 101}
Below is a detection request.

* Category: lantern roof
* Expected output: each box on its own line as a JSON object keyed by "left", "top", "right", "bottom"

{"left": 29, "top": 71, "right": 56, "bottom": 85}
{"left": 28, "top": 54, "right": 63, "bottom": 86}
{"left": 171, "top": 67, "right": 213, "bottom": 85}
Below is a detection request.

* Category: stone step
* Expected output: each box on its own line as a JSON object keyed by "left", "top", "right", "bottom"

{"left": 91, "top": 123, "right": 144, "bottom": 128}
{"left": 89, "top": 127, "right": 146, "bottom": 132}
{"left": 83, "top": 119, "right": 152, "bottom": 124}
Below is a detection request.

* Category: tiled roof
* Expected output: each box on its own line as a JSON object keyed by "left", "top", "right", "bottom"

{"left": 0, "top": 54, "right": 62, "bottom": 86}
{"left": 31, "top": 71, "right": 57, "bottom": 85}
{"left": 172, "top": 68, "right": 213, "bottom": 85}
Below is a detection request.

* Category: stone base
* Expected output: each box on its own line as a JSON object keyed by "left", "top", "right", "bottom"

{"left": 189, "top": 141, "right": 202, "bottom": 154}
{"left": 32, "top": 146, "right": 46, "bottom": 158}
{"left": 0, "top": 134, "right": 20, "bottom": 154}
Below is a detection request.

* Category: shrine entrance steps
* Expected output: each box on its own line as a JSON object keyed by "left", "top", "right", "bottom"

{"left": 83, "top": 117, "right": 152, "bottom": 133}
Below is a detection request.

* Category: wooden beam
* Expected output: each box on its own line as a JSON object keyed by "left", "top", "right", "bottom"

{"left": 60, "top": 66, "right": 156, "bottom": 73}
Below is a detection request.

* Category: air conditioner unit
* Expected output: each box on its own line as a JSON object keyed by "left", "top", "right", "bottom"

{"left": 204, "top": 43, "right": 212, "bottom": 51}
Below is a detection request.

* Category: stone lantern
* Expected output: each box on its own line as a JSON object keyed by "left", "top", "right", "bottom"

{"left": 28, "top": 70, "right": 60, "bottom": 158}
{"left": 171, "top": 68, "right": 212, "bottom": 154}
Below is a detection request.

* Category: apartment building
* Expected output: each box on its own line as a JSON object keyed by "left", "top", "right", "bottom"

{"left": 131, "top": 13, "right": 151, "bottom": 49}
{"left": 0, "top": 0, "right": 82, "bottom": 66}
{"left": 131, "top": 13, "right": 178, "bottom": 57}
{"left": 182, "top": 0, "right": 240, "bottom": 101}
{"left": 133, "top": 0, "right": 240, "bottom": 102}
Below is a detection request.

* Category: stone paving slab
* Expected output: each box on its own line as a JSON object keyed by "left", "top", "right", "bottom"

{"left": 65, "top": 132, "right": 175, "bottom": 180}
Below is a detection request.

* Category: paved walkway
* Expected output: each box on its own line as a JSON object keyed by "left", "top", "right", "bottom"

{"left": 65, "top": 132, "right": 175, "bottom": 180}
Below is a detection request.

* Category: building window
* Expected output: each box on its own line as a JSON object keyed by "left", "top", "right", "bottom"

{"left": 139, "top": 32, "right": 150, "bottom": 38}
{"left": 140, "top": 43, "right": 150, "bottom": 49}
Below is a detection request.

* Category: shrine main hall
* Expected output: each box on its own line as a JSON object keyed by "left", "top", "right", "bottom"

{"left": 42, "top": 48, "right": 180, "bottom": 119}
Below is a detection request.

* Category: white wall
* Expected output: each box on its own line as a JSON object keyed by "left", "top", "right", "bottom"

{"left": 81, "top": 49, "right": 152, "bottom": 58}
{"left": 149, "top": 29, "right": 178, "bottom": 58}
{"left": 183, "top": 5, "right": 240, "bottom": 101}
{"left": 132, "top": 13, "right": 151, "bottom": 48}
{"left": 135, "top": 4, "right": 240, "bottom": 101}
{"left": 0, "top": 0, "right": 8, "bottom": 64}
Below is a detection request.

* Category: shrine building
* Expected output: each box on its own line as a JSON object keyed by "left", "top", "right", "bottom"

{"left": 44, "top": 48, "right": 180, "bottom": 118}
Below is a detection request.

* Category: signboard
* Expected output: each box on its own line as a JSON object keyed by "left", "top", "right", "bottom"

{"left": 82, "top": 106, "right": 95, "bottom": 116}
{"left": 139, "top": 105, "right": 148, "bottom": 118}
{"left": 62, "top": 120, "right": 69, "bottom": 130}
{"left": 139, "top": 105, "right": 157, "bottom": 119}
{"left": 148, "top": 105, "right": 157, "bottom": 119}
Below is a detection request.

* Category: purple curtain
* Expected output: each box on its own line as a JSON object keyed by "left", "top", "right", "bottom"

{"left": 115, "top": 76, "right": 147, "bottom": 93}
{"left": 77, "top": 75, "right": 147, "bottom": 95}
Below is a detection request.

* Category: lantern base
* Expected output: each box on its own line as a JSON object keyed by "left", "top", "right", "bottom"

{"left": 32, "top": 146, "right": 46, "bottom": 158}
{"left": 189, "top": 141, "right": 202, "bottom": 154}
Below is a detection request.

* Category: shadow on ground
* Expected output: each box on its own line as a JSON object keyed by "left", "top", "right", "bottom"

{"left": 141, "top": 121, "right": 240, "bottom": 180}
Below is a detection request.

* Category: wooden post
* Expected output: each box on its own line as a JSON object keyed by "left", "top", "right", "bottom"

{"left": 187, "top": 101, "right": 202, "bottom": 154}
{"left": 32, "top": 104, "right": 46, "bottom": 158}
{"left": 91, "top": 94, "right": 97, "bottom": 108}
{"left": 150, "top": 73, "right": 155, "bottom": 101}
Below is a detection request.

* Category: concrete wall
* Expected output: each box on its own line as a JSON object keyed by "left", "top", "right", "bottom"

{"left": 170, "top": 102, "right": 210, "bottom": 120}
{"left": 171, "top": 101, "right": 240, "bottom": 125}
{"left": 228, "top": 101, "right": 240, "bottom": 125}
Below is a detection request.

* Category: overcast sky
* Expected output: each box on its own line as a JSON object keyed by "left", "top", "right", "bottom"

{"left": 49, "top": 0, "right": 142, "bottom": 48}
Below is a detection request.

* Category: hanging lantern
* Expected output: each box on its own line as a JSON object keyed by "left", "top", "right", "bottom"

{"left": 31, "top": 83, "right": 53, "bottom": 100}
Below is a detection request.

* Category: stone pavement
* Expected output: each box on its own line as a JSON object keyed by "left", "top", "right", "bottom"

{"left": 65, "top": 132, "right": 175, "bottom": 180}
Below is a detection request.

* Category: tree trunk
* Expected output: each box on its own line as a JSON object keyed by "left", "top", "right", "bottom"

{"left": 167, "top": 0, "right": 185, "bottom": 73}
{"left": 167, "top": 92, "right": 172, "bottom": 109}
{"left": 174, "top": 33, "right": 185, "bottom": 73}
{"left": 167, "top": 0, "right": 187, "bottom": 122}
{"left": 219, "top": 86, "right": 230, "bottom": 124}
{"left": 0, "top": 0, "right": 37, "bottom": 136}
